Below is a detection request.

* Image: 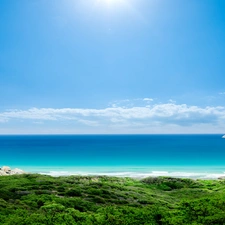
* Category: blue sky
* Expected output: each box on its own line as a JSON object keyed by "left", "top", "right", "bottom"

{"left": 0, "top": 0, "right": 225, "bottom": 134}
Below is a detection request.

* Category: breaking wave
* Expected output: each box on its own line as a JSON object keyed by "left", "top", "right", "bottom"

{"left": 38, "top": 169, "right": 225, "bottom": 179}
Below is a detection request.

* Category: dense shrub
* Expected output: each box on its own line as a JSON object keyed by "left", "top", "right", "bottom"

{"left": 65, "top": 188, "right": 82, "bottom": 197}
{"left": 0, "top": 174, "right": 225, "bottom": 224}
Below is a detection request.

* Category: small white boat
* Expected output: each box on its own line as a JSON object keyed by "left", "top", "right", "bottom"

{"left": 222, "top": 135, "right": 225, "bottom": 138}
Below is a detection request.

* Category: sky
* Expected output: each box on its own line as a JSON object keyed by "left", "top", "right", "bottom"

{"left": 0, "top": 0, "right": 225, "bottom": 134}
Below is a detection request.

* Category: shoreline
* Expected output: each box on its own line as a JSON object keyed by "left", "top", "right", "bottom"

{"left": 2, "top": 165, "right": 225, "bottom": 179}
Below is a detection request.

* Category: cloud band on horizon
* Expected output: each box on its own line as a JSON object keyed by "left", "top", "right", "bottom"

{"left": 0, "top": 103, "right": 225, "bottom": 133}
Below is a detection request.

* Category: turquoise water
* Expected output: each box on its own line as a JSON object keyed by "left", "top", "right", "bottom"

{"left": 0, "top": 134, "right": 225, "bottom": 179}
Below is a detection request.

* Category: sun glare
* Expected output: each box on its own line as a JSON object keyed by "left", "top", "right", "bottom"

{"left": 96, "top": 0, "right": 125, "bottom": 7}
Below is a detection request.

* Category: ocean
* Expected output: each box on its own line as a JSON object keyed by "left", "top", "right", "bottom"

{"left": 0, "top": 134, "right": 225, "bottom": 179}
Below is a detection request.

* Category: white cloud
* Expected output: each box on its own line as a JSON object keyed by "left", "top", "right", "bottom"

{"left": 1, "top": 103, "right": 225, "bottom": 133}
{"left": 1, "top": 104, "right": 225, "bottom": 122}
{"left": 77, "top": 119, "right": 99, "bottom": 126}
{"left": 143, "top": 98, "right": 153, "bottom": 101}
{"left": 109, "top": 98, "right": 154, "bottom": 108}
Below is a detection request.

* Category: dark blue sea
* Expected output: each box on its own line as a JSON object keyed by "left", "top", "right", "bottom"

{"left": 1, "top": 135, "right": 225, "bottom": 179}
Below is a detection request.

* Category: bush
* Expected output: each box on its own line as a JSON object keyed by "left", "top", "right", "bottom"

{"left": 65, "top": 188, "right": 82, "bottom": 197}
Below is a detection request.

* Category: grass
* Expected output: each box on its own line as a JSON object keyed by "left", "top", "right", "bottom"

{"left": 1, "top": 174, "right": 225, "bottom": 224}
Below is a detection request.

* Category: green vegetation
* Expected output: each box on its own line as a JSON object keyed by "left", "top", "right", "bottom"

{"left": 1, "top": 174, "right": 225, "bottom": 224}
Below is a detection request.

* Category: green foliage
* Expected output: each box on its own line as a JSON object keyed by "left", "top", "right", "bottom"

{"left": 65, "top": 188, "right": 82, "bottom": 197}
{"left": 0, "top": 174, "right": 225, "bottom": 224}
{"left": 142, "top": 177, "right": 199, "bottom": 190}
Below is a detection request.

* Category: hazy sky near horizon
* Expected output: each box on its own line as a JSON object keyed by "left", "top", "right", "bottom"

{"left": 0, "top": 0, "right": 225, "bottom": 134}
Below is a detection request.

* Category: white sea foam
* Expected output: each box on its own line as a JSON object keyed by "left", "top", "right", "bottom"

{"left": 38, "top": 169, "right": 225, "bottom": 179}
